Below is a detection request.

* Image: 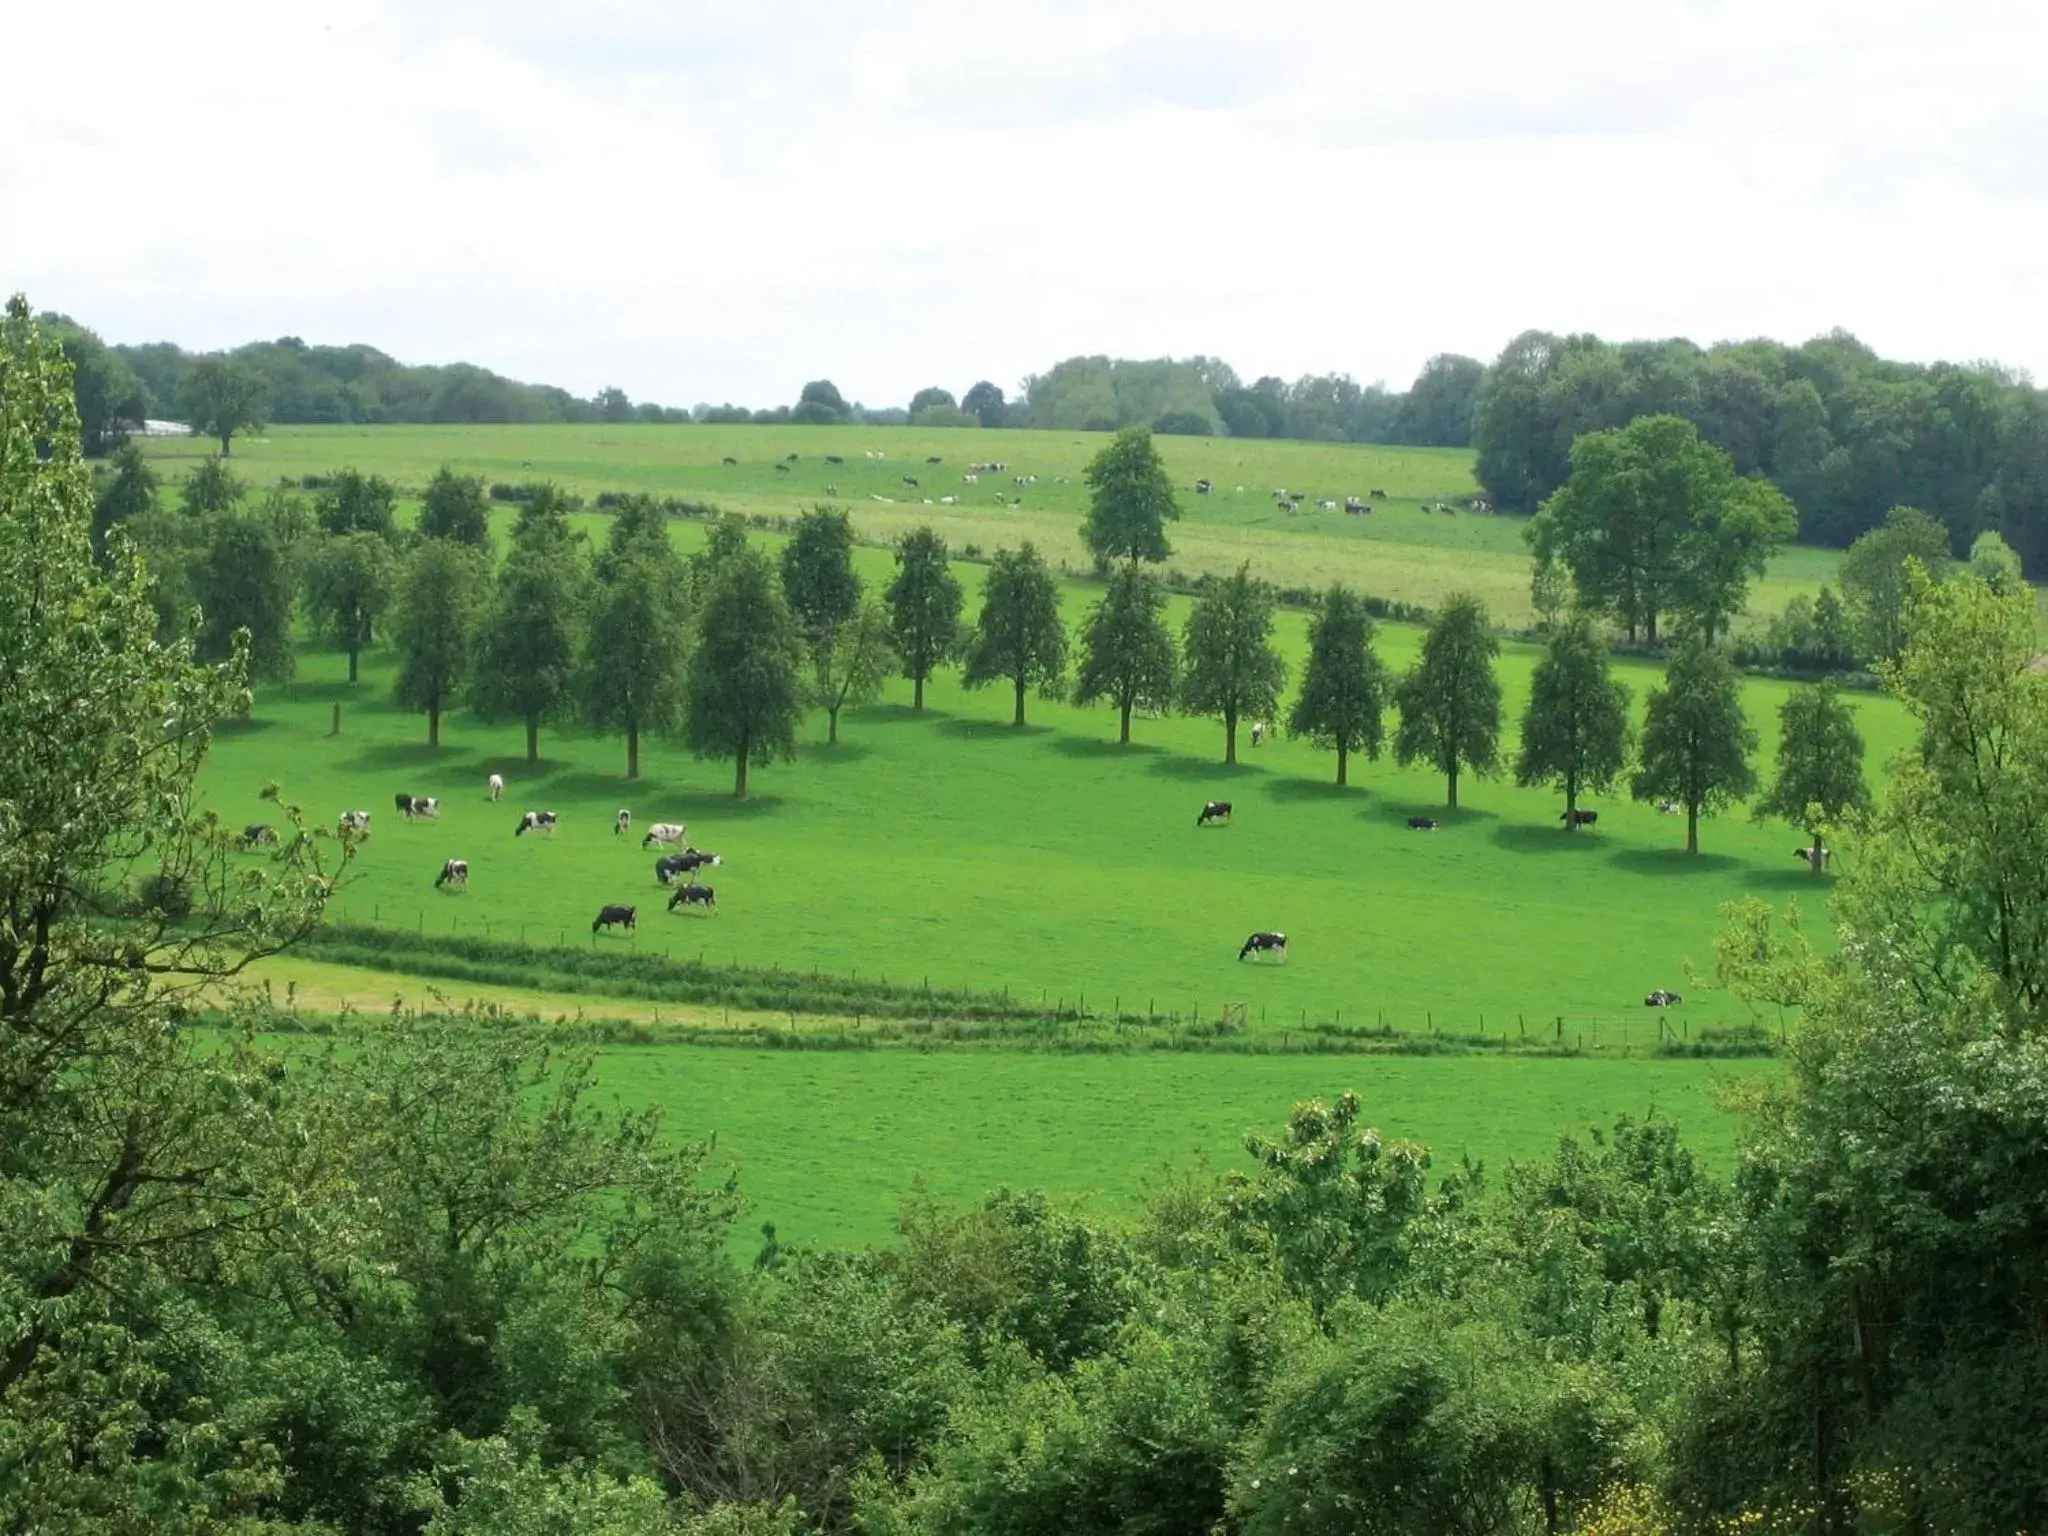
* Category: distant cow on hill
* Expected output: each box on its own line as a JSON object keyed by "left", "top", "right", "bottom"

{"left": 1645, "top": 989, "right": 1682, "bottom": 1007}
{"left": 241, "top": 823, "right": 277, "bottom": 848}
{"left": 1197, "top": 800, "right": 1232, "bottom": 827}
{"left": 1238, "top": 931, "right": 1287, "bottom": 962}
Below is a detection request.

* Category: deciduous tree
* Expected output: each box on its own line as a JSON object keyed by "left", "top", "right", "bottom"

{"left": 1081, "top": 426, "right": 1179, "bottom": 567}
{"left": 582, "top": 543, "right": 690, "bottom": 778}
{"left": 1753, "top": 682, "right": 1869, "bottom": 868}
{"left": 964, "top": 543, "right": 1067, "bottom": 727}
{"left": 178, "top": 357, "right": 265, "bottom": 456}
{"left": 303, "top": 531, "right": 397, "bottom": 683}
{"left": 1837, "top": 504, "right": 1952, "bottom": 664}
{"left": 1073, "top": 565, "right": 1176, "bottom": 744}
{"left": 180, "top": 455, "right": 243, "bottom": 517}
{"left": 1516, "top": 616, "right": 1631, "bottom": 826}
{"left": 1394, "top": 593, "right": 1502, "bottom": 808}
{"left": 684, "top": 545, "right": 803, "bottom": 797}
{"left": 962, "top": 380, "right": 1007, "bottom": 428}
{"left": 91, "top": 443, "right": 157, "bottom": 558}
{"left": 391, "top": 536, "right": 487, "bottom": 746}
{"left": 419, "top": 465, "right": 492, "bottom": 547}
{"left": 811, "top": 597, "right": 896, "bottom": 744}
{"left": 1181, "top": 564, "right": 1286, "bottom": 764}
{"left": 781, "top": 505, "right": 861, "bottom": 646}
{"left": 317, "top": 467, "right": 399, "bottom": 538}
{"left": 194, "top": 513, "right": 296, "bottom": 680}
{"left": 1287, "top": 585, "right": 1388, "bottom": 785}
{"left": 885, "top": 526, "right": 963, "bottom": 711}
{"left": 472, "top": 520, "right": 586, "bottom": 761}
{"left": 1631, "top": 639, "right": 1757, "bottom": 853}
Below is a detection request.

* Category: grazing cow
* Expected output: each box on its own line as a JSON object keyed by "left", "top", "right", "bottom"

{"left": 784, "top": 452, "right": 799, "bottom": 463}
{"left": 515, "top": 810, "right": 558, "bottom": 837}
{"left": 1796, "top": 845, "right": 1833, "bottom": 872}
{"left": 940, "top": 495, "right": 957, "bottom": 505}
{"left": 436, "top": 858, "right": 469, "bottom": 889}
{"left": 962, "top": 472, "right": 979, "bottom": 483}
{"left": 901, "top": 475, "right": 919, "bottom": 488}
{"left": 1407, "top": 817, "right": 1440, "bottom": 831}
{"left": 592, "top": 904, "right": 637, "bottom": 934}
{"left": 774, "top": 462, "right": 790, "bottom": 475}
{"left": 656, "top": 850, "right": 722, "bottom": 884}
{"left": 641, "top": 822, "right": 689, "bottom": 849}
{"left": 1561, "top": 808, "right": 1598, "bottom": 828}
{"left": 1195, "top": 478, "right": 1213, "bottom": 494}
{"left": 615, "top": 809, "right": 632, "bottom": 836}
{"left": 339, "top": 810, "right": 372, "bottom": 836}
{"left": 1644, "top": 989, "right": 1682, "bottom": 1007}
{"left": 824, "top": 484, "right": 837, "bottom": 496}
{"left": 1238, "top": 931, "right": 1287, "bottom": 962}
{"left": 1657, "top": 800, "right": 1682, "bottom": 816}
{"left": 721, "top": 456, "right": 737, "bottom": 466}
{"left": 488, "top": 773, "right": 504, "bottom": 801}
{"left": 241, "top": 823, "right": 277, "bottom": 848}
{"left": 825, "top": 454, "right": 845, "bottom": 465}
{"left": 1250, "top": 721, "right": 1266, "bottom": 747}
{"left": 1317, "top": 498, "right": 1337, "bottom": 512}
{"left": 395, "top": 792, "right": 416, "bottom": 818}
{"left": 667, "top": 882, "right": 717, "bottom": 913}
{"left": 410, "top": 796, "right": 440, "bottom": 819}
{"left": 926, "top": 455, "right": 943, "bottom": 465}
{"left": 1369, "top": 488, "right": 1387, "bottom": 500}
{"left": 1345, "top": 496, "right": 1368, "bottom": 515}
{"left": 1197, "top": 800, "right": 1233, "bottom": 827}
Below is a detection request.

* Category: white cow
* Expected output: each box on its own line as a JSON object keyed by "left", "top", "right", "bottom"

{"left": 615, "top": 809, "right": 632, "bottom": 836}
{"left": 1251, "top": 722, "right": 1267, "bottom": 747}
{"left": 641, "top": 822, "right": 690, "bottom": 849}
{"left": 488, "top": 774, "right": 504, "bottom": 801}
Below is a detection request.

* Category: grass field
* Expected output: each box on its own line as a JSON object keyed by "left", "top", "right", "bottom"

{"left": 139, "top": 423, "right": 1849, "bottom": 629}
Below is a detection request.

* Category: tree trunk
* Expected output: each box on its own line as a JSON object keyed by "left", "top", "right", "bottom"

{"left": 627, "top": 721, "right": 640, "bottom": 780}
{"left": 525, "top": 717, "right": 539, "bottom": 763}
{"left": 828, "top": 706, "right": 840, "bottom": 745}
{"left": 913, "top": 673, "right": 925, "bottom": 711}
{"left": 1012, "top": 675, "right": 1026, "bottom": 727}
{"left": 1687, "top": 801, "right": 1699, "bottom": 854}
{"left": 1447, "top": 763, "right": 1459, "bottom": 809}
{"left": 734, "top": 752, "right": 749, "bottom": 799}
{"left": 219, "top": 434, "right": 232, "bottom": 457}
{"left": 347, "top": 646, "right": 359, "bottom": 683}
{"left": 1336, "top": 743, "right": 1348, "bottom": 786}
{"left": 1647, "top": 609, "right": 1659, "bottom": 645}
{"left": 428, "top": 702, "right": 440, "bottom": 748}
{"left": 1564, "top": 779, "right": 1576, "bottom": 830}
{"left": 1811, "top": 830, "right": 1826, "bottom": 873}
{"left": 1224, "top": 709, "right": 1237, "bottom": 765}
{"left": 1118, "top": 697, "right": 1131, "bottom": 744}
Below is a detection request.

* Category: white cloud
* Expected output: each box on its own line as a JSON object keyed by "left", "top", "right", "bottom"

{"left": 3, "top": 0, "right": 2044, "bottom": 406}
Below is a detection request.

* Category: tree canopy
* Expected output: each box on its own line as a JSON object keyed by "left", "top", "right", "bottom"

{"left": 1838, "top": 504, "right": 1954, "bottom": 663}
{"left": 391, "top": 535, "right": 487, "bottom": 746}
{"left": 885, "top": 526, "right": 963, "bottom": 711}
{"left": 1631, "top": 639, "right": 1758, "bottom": 852}
{"left": 1073, "top": 565, "right": 1177, "bottom": 744}
{"left": 1287, "top": 585, "right": 1388, "bottom": 786}
{"left": 1753, "top": 681, "right": 1869, "bottom": 863}
{"left": 1393, "top": 593, "right": 1501, "bottom": 808}
{"left": 178, "top": 357, "right": 266, "bottom": 455}
{"left": 963, "top": 543, "right": 1067, "bottom": 727}
{"left": 419, "top": 465, "right": 493, "bottom": 547}
{"left": 1515, "top": 615, "right": 1631, "bottom": 824}
{"left": 1179, "top": 564, "right": 1286, "bottom": 764}
{"left": 471, "top": 519, "right": 586, "bottom": 760}
{"left": 683, "top": 543, "right": 804, "bottom": 797}
{"left": 1080, "top": 426, "right": 1180, "bottom": 567}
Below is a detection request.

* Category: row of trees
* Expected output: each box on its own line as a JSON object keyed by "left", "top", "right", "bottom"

{"left": 13, "top": 293, "right": 2048, "bottom": 1530}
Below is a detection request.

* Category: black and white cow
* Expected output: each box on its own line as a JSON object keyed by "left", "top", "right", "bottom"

{"left": 1195, "top": 478, "right": 1213, "bottom": 494}
{"left": 656, "top": 850, "right": 723, "bottom": 884}
{"left": 1250, "top": 722, "right": 1267, "bottom": 747}
{"left": 1561, "top": 808, "right": 1598, "bottom": 827}
{"left": 411, "top": 797, "right": 440, "bottom": 819}
{"left": 641, "top": 822, "right": 689, "bottom": 849}
{"left": 1657, "top": 800, "right": 1682, "bottom": 816}
{"left": 615, "top": 809, "right": 632, "bottom": 836}
{"left": 436, "top": 858, "right": 469, "bottom": 889}
{"left": 1796, "top": 845, "right": 1833, "bottom": 872}
{"left": 1345, "top": 496, "right": 1368, "bottom": 515}
{"left": 1644, "top": 989, "right": 1682, "bottom": 1007}
{"left": 339, "top": 810, "right": 372, "bottom": 836}
{"left": 1407, "top": 816, "right": 1440, "bottom": 831}
{"left": 515, "top": 811, "right": 558, "bottom": 837}
{"left": 825, "top": 454, "right": 845, "bottom": 465}
{"left": 667, "top": 883, "right": 717, "bottom": 913}
{"left": 1197, "top": 800, "right": 1233, "bottom": 828}
{"left": 241, "top": 823, "right": 277, "bottom": 848}
{"left": 901, "top": 475, "right": 919, "bottom": 489}
{"left": 395, "top": 792, "right": 417, "bottom": 818}
{"left": 592, "top": 904, "right": 636, "bottom": 933}
{"left": 1238, "top": 931, "right": 1287, "bottom": 962}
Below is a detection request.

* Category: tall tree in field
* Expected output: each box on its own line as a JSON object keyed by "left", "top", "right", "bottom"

{"left": 782, "top": 505, "right": 861, "bottom": 641}
{"left": 962, "top": 379, "right": 1007, "bottom": 427}
{"left": 1753, "top": 682, "right": 1869, "bottom": 869}
{"left": 1287, "top": 585, "right": 1388, "bottom": 786}
{"left": 180, "top": 457, "right": 243, "bottom": 517}
{"left": 885, "top": 525, "right": 964, "bottom": 711}
{"left": 1081, "top": 426, "right": 1179, "bottom": 567}
{"left": 1073, "top": 564, "right": 1176, "bottom": 743}
{"left": 472, "top": 518, "right": 587, "bottom": 761}
{"left": 178, "top": 357, "right": 265, "bottom": 456}
{"left": 92, "top": 443, "right": 158, "bottom": 558}
{"left": 1394, "top": 593, "right": 1502, "bottom": 808}
{"left": 1181, "top": 564, "right": 1286, "bottom": 764}
{"left": 1530, "top": 414, "right": 1793, "bottom": 644}
{"left": 418, "top": 466, "right": 492, "bottom": 548}
{"left": 1632, "top": 639, "right": 1757, "bottom": 853}
{"left": 1516, "top": 615, "right": 1632, "bottom": 827}
{"left": 193, "top": 513, "right": 296, "bottom": 681}
{"left": 1838, "top": 504, "right": 1954, "bottom": 664}
{"left": 684, "top": 544, "right": 803, "bottom": 797}
{"left": 317, "top": 469, "right": 399, "bottom": 539}
{"left": 390, "top": 537, "right": 486, "bottom": 747}
{"left": 963, "top": 543, "right": 1067, "bottom": 727}
{"left": 302, "top": 531, "right": 397, "bottom": 683}
{"left": 811, "top": 598, "right": 897, "bottom": 744}
{"left": 581, "top": 542, "right": 690, "bottom": 778}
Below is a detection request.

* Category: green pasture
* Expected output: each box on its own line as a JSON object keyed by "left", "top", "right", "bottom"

{"left": 592, "top": 1047, "right": 1759, "bottom": 1249}
{"left": 199, "top": 514, "right": 1910, "bottom": 1039}
{"left": 140, "top": 422, "right": 1845, "bottom": 628}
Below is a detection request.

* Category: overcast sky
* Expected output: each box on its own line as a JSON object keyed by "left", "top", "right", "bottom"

{"left": 5, "top": 0, "right": 2044, "bottom": 408}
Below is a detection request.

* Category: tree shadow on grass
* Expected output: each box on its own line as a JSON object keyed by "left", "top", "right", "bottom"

{"left": 808, "top": 739, "right": 875, "bottom": 765}
{"left": 1740, "top": 866, "right": 1828, "bottom": 894}
{"left": 473, "top": 754, "right": 560, "bottom": 786}
{"left": 337, "top": 741, "right": 485, "bottom": 776}
{"left": 216, "top": 716, "right": 278, "bottom": 737}
{"left": 1144, "top": 753, "right": 1257, "bottom": 783}
{"left": 1376, "top": 799, "right": 1497, "bottom": 827}
{"left": 934, "top": 717, "right": 1053, "bottom": 742}
{"left": 279, "top": 679, "right": 360, "bottom": 705}
{"left": 1491, "top": 822, "right": 1612, "bottom": 856}
{"left": 546, "top": 770, "right": 684, "bottom": 803}
{"left": 1050, "top": 735, "right": 1161, "bottom": 760}
{"left": 1266, "top": 776, "right": 1353, "bottom": 803}
{"left": 852, "top": 703, "right": 950, "bottom": 727}
{"left": 1608, "top": 846, "right": 1741, "bottom": 877}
